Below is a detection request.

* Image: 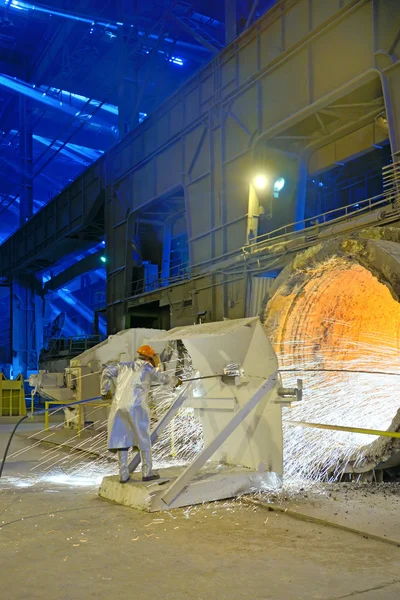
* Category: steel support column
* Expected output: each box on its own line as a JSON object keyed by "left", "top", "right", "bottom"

{"left": 294, "top": 155, "right": 309, "bottom": 229}
{"left": 19, "top": 96, "right": 33, "bottom": 226}
{"left": 381, "top": 63, "right": 400, "bottom": 160}
{"left": 11, "top": 273, "right": 41, "bottom": 377}
{"left": 161, "top": 216, "right": 174, "bottom": 282}
{"left": 246, "top": 184, "right": 261, "bottom": 243}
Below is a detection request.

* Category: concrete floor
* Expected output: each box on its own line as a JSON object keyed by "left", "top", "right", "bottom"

{"left": 1, "top": 418, "right": 400, "bottom": 600}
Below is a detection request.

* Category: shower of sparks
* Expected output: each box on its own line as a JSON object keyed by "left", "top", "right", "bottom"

{"left": 151, "top": 342, "right": 203, "bottom": 464}
{"left": 5, "top": 343, "right": 204, "bottom": 484}
{"left": 7, "top": 327, "right": 398, "bottom": 494}
{"left": 278, "top": 329, "right": 400, "bottom": 483}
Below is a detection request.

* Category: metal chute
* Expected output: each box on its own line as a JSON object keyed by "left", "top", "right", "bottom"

{"left": 100, "top": 317, "right": 302, "bottom": 511}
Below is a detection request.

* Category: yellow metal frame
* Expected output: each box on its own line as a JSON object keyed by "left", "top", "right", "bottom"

{"left": 286, "top": 421, "right": 400, "bottom": 439}
{"left": 77, "top": 401, "right": 111, "bottom": 435}
{"left": 44, "top": 400, "right": 110, "bottom": 435}
{"left": 44, "top": 400, "right": 65, "bottom": 431}
{"left": 0, "top": 373, "right": 26, "bottom": 416}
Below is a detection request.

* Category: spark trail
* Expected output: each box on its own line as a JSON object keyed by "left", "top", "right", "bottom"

{"left": 6, "top": 344, "right": 204, "bottom": 483}
{"left": 278, "top": 330, "right": 400, "bottom": 482}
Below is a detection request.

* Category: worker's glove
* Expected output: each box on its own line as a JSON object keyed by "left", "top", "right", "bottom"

{"left": 102, "top": 391, "right": 112, "bottom": 401}
{"left": 175, "top": 378, "right": 183, "bottom": 388}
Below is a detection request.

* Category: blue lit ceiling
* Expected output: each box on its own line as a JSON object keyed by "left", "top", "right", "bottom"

{"left": 0, "top": 0, "right": 278, "bottom": 244}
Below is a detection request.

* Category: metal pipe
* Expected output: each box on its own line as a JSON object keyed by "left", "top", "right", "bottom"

{"left": 286, "top": 420, "right": 400, "bottom": 440}
{"left": 280, "top": 367, "right": 400, "bottom": 377}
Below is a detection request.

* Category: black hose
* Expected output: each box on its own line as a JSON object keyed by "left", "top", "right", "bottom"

{"left": 0, "top": 415, "right": 29, "bottom": 478}
{"left": 182, "top": 374, "right": 221, "bottom": 382}
{"left": 0, "top": 395, "right": 102, "bottom": 478}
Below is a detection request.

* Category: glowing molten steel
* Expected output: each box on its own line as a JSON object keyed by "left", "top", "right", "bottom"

{"left": 266, "top": 258, "right": 400, "bottom": 481}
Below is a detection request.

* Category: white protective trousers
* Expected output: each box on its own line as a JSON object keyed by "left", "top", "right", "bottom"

{"left": 100, "top": 359, "right": 172, "bottom": 453}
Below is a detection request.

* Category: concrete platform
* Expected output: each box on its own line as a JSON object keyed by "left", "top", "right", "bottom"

{"left": 99, "top": 464, "right": 278, "bottom": 511}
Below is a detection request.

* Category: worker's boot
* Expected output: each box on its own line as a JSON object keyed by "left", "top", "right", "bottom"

{"left": 140, "top": 451, "right": 160, "bottom": 482}
{"left": 117, "top": 450, "right": 130, "bottom": 484}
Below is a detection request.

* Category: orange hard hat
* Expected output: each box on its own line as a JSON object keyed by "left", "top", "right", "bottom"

{"left": 137, "top": 344, "right": 156, "bottom": 358}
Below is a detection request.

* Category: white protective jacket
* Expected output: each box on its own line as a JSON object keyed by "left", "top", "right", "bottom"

{"left": 100, "top": 359, "right": 173, "bottom": 452}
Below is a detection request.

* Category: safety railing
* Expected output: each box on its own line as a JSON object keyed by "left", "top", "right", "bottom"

{"left": 246, "top": 162, "right": 400, "bottom": 254}
{"left": 382, "top": 160, "right": 400, "bottom": 205}
{"left": 42, "top": 335, "right": 106, "bottom": 359}
{"left": 44, "top": 399, "right": 111, "bottom": 436}
{"left": 248, "top": 198, "right": 394, "bottom": 253}
{"left": 129, "top": 263, "right": 191, "bottom": 298}
{"left": 250, "top": 192, "right": 395, "bottom": 248}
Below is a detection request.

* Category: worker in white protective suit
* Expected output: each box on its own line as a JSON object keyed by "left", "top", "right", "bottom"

{"left": 100, "top": 344, "right": 175, "bottom": 484}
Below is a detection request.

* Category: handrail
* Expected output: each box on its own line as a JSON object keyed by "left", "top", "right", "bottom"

{"left": 250, "top": 192, "right": 391, "bottom": 246}
{"left": 42, "top": 335, "right": 106, "bottom": 358}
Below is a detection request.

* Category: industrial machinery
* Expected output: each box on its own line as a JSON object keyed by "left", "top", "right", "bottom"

{"left": 28, "top": 317, "right": 302, "bottom": 508}
{"left": 99, "top": 317, "right": 302, "bottom": 511}
{"left": 0, "top": 373, "right": 26, "bottom": 417}
{"left": 29, "top": 328, "right": 164, "bottom": 430}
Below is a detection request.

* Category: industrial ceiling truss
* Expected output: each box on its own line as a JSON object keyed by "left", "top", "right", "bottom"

{"left": 0, "top": 0, "right": 276, "bottom": 243}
